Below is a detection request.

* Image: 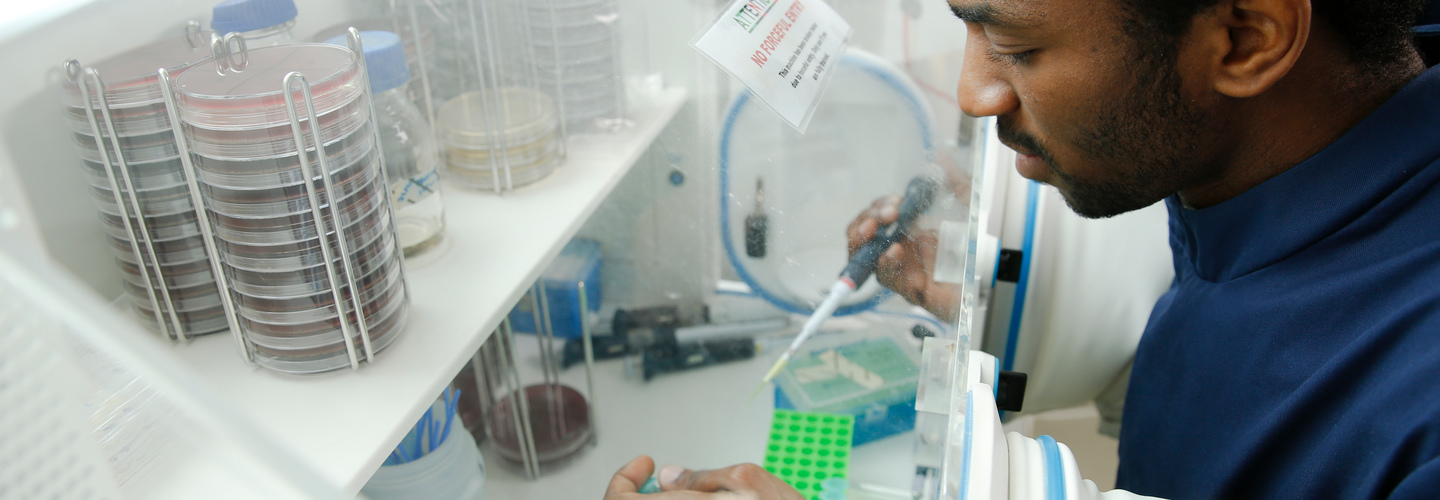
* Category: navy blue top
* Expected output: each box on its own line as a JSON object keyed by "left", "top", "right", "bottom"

{"left": 1117, "top": 65, "right": 1440, "bottom": 499}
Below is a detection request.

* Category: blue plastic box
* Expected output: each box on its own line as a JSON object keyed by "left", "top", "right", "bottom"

{"left": 508, "top": 239, "right": 602, "bottom": 339}
{"left": 773, "top": 337, "right": 919, "bottom": 447}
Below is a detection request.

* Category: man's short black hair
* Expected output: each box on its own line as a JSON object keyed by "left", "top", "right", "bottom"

{"left": 1122, "top": 0, "right": 1427, "bottom": 70}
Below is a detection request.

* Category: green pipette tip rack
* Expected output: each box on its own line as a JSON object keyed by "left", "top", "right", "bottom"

{"left": 763, "top": 409, "right": 855, "bottom": 499}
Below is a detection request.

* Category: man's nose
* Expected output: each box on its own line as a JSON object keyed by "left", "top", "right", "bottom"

{"left": 957, "top": 44, "right": 1020, "bottom": 118}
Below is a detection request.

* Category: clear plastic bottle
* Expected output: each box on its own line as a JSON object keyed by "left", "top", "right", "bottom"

{"left": 330, "top": 31, "right": 446, "bottom": 258}
{"left": 211, "top": 0, "right": 298, "bottom": 47}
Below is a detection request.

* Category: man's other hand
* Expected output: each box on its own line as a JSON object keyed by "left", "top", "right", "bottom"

{"left": 602, "top": 455, "right": 804, "bottom": 499}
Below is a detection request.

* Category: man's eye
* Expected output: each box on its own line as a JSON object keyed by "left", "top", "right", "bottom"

{"left": 988, "top": 46, "right": 1036, "bottom": 65}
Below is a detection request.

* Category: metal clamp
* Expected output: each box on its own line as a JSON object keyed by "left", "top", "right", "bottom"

{"left": 210, "top": 32, "right": 249, "bottom": 74}
{"left": 69, "top": 59, "right": 187, "bottom": 341}
{"left": 347, "top": 28, "right": 413, "bottom": 314}
{"left": 282, "top": 71, "right": 374, "bottom": 369}
{"left": 157, "top": 67, "right": 251, "bottom": 362}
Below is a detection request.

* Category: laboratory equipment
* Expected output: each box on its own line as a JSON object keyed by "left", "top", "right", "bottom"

{"left": 398, "top": 0, "right": 570, "bottom": 193}
{"left": 211, "top": 0, "right": 299, "bottom": 47}
{"left": 642, "top": 336, "right": 755, "bottom": 380}
{"left": 508, "top": 238, "right": 602, "bottom": 338}
{"left": 166, "top": 37, "right": 410, "bottom": 373}
{"left": 452, "top": 358, "right": 490, "bottom": 446}
{"left": 759, "top": 175, "right": 938, "bottom": 389}
{"left": 745, "top": 178, "right": 769, "bottom": 258}
{"left": 362, "top": 389, "right": 486, "bottom": 500}
{"left": 469, "top": 280, "right": 600, "bottom": 477}
{"left": 774, "top": 337, "right": 920, "bottom": 446}
{"left": 62, "top": 26, "right": 223, "bottom": 340}
{"left": 524, "top": 0, "right": 627, "bottom": 132}
{"left": 762, "top": 409, "right": 855, "bottom": 500}
{"left": 438, "top": 88, "right": 561, "bottom": 191}
{"left": 325, "top": 30, "right": 446, "bottom": 258}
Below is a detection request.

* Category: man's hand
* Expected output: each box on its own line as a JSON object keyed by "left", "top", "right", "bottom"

{"left": 603, "top": 455, "right": 804, "bottom": 499}
{"left": 846, "top": 195, "right": 959, "bottom": 322}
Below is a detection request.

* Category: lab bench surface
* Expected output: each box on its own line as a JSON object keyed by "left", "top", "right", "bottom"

{"left": 134, "top": 88, "right": 688, "bottom": 498}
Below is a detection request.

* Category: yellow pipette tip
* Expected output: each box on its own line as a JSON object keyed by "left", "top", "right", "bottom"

{"left": 747, "top": 356, "right": 791, "bottom": 406}
{"left": 761, "top": 356, "right": 789, "bottom": 386}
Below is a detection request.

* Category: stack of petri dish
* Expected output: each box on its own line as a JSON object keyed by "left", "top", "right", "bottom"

{"left": 438, "top": 88, "right": 561, "bottom": 190}
{"left": 62, "top": 32, "right": 228, "bottom": 338}
{"left": 173, "top": 43, "right": 410, "bottom": 373}
{"left": 525, "top": 0, "right": 623, "bottom": 130}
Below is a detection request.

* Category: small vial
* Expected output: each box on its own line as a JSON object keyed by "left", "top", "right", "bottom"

{"left": 211, "top": 0, "right": 299, "bottom": 47}
{"left": 330, "top": 31, "right": 446, "bottom": 258}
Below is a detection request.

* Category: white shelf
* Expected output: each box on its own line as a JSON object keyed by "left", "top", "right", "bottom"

{"left": 163, "top": 88, "right": 687, "bottom": 496}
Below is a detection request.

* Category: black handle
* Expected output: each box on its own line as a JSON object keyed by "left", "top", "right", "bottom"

{"left": 839, "top": 176, "right": 939, "bottom": 287}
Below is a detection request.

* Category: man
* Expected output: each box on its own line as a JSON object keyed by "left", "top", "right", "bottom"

{"left": 606, "top": 0, "right": 1440, "bottom": 497}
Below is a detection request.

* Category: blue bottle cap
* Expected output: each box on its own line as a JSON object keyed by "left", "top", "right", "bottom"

{"left": 324, "top": 31, "right": 410, "bottom": 93}
{"left": 211, "top": 0, "right": 297, "bottom": 34}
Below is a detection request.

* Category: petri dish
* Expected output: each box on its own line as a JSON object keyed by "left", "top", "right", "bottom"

{"left": 91, "top": 183, "right": 196, "bottom": 218}
{"left": 445, "top": 151, "right": 560, "bottom": 190}
{"left": 73, "top": 129, "right": 181, "bottom": 165}
{"left": 191, "top": 125, "right": 375, "bottom": 188}
{"left": 174, "top": 43, "right": 363, "bottom": 131}
{"left": 536, "top": 55, "right": 619, "bottom": 84}
{"left": 203, "top": 154, "right": 378, "bottom": 220}
{"left": 489, "top": 385, "right": 593, "bottom": 467}
{"left": 248, "top": 301, "right": 406, "bottom": 373}
{"left": 524, "top": 0, "right": 616, "bottom": 10}
{"left": 227, "top": 234, "right": 397, "bottom": 299}
{"left": 233, "top": 258, "right": 402, "bottom": 325}
{"left": 242, "top": 278, "right": 405, "bottom": 342}
{"left": 65, "top": 101, "right": 174, "bottom": 138}
{"left": 101, "top": 210, "right": 201, "bottom": 243}
{"left": 81, "top": 156, "right": 189, "bottom": 192}
{"left": 444, "top": 131, "right": 559, "bottom": 170}
{"left": 61, "top": 30, "right": 213, "bottom": 110}
{"left": 125, "top": 279, "right": 223, "bottom": 312}
{"left": 209, "top": 180, "right": 385, "bottom": 247}
{"left": 217, "top": 209, "right": 391, "bottom": 272}
{"left": 525, "top": 0, "right": 618, "bottom": 25}
{"left": 132, "top": 302, "right": 231, "bottom": 336}
{"left": 528, "top": 23, "right": 616, "bottom": 48}
{"left": 109, "top": 234, "right": 210, "bottom": 266}
{"left": 438, "top": 88, "right": 558, "bottom": 151}
{"left": 531, "top": 41, "right": 616, "bottom": 71}
{"left": 183, "top": 94, "right": 369, "bottom": 160}
{"left": 120, "top": 257, "right": 217, "bottom": 290}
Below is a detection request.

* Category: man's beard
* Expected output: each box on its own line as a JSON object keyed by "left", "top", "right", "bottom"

{"left": 997, "top": 55, "right": 1211, "bottom": 219}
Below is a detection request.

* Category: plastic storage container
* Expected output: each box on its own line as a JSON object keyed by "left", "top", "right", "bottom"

{"left": 63, "top": 29, "right": 224, "bottom": 339}
{"left": 507, "top": 238, "right": 601, "bottom": 338}
{"left": 173, "top": 42, "right": 410, "bottom": 373}
{"left": 774, "top": 337, "right": 920, "bottom": 446}
{"left": 362, "top": 398, "right": 486, "bottom": 500}
{"left": 325, "top": 30, "right": 445, "bottom": 258}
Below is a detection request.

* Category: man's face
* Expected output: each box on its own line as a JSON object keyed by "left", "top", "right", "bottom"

{"left": 951, "top": 0, "right": 1220, "bottom": 218}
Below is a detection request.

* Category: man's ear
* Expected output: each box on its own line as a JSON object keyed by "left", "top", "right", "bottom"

{"left": 1190, "top": 0, "right": 1311, "bottom": 98}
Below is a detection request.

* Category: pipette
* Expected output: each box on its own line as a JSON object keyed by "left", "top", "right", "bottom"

{"left": 756, "top": 176, "right": 940, "bottom": 391}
